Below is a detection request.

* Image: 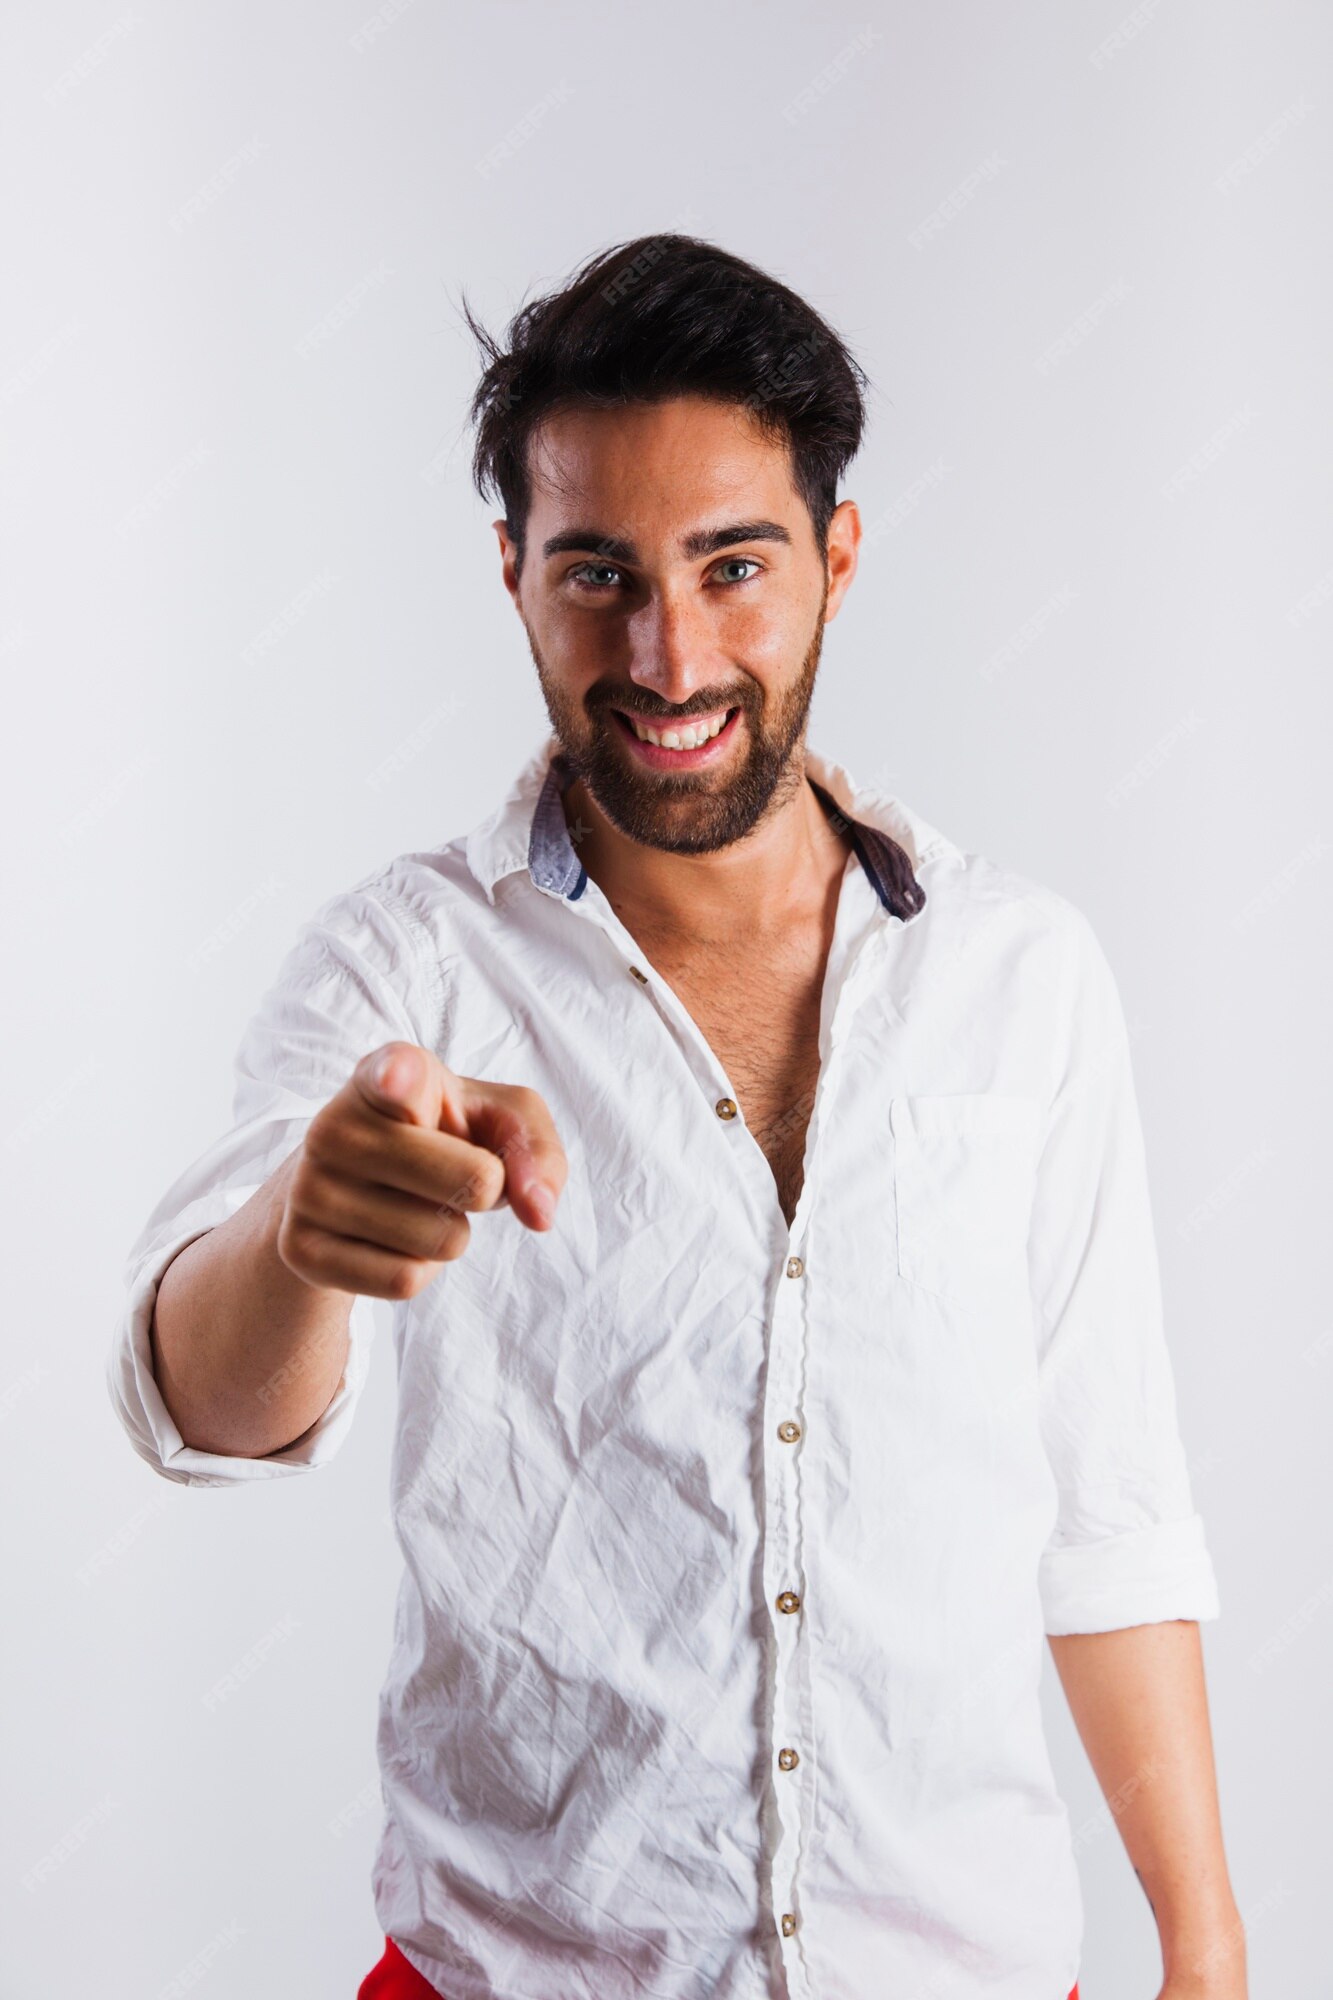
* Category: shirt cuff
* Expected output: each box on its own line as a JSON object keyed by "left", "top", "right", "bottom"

{"left": 1039, "top": 1512, "right": 1221, "bottom": 1634}
{"left": 106, "top": 1208, "right": 375, "bottom": 1488}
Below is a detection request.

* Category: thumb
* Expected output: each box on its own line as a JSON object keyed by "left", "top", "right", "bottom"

{"left": 354, "top": 1041, "right": 468, "bottom": 1139}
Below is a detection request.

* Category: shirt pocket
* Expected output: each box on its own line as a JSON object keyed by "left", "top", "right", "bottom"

{"left": 890, "top": 1092, "right": 1044, "bottom": 1314}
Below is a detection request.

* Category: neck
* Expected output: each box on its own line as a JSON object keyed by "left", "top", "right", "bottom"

{"left": 561, "top": 760, "right": 853, "bottom": 944}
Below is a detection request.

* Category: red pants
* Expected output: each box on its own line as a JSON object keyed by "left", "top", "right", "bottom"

{"left": 358, "top": 1935, "right": 1078, "bottom": 1997}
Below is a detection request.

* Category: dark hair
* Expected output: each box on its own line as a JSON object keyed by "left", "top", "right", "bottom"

{"left": 460, "top": 233, "right": 871, "bottom": 581}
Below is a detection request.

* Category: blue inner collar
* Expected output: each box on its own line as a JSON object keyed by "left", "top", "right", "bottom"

{"left": 527, "top": 749, "right": 926, "bottom": 920}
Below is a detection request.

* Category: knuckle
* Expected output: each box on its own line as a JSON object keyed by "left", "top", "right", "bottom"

{"left": 277, "top": 1211, "right": 317, "bottom": 1279}
{"left": 491, "top": 1080, "right": 541, "bottom": 1124}
{"left": 302, "top": 1113, "right": 339, "bottom": 1169}
{"left": 288, "top": 1146, "right": 321, "bottom": 1197}
{"left": 385, "top": 1258, "right": 425, "bottom": 1301}
{"left": 459, "top": 1152, "right": 505, "bottom": 1209}
{"left": 289, "top": 1154, "right": 336, "bottom": 1226}
{"left": 431, "top": 1207, "right": 471, "bottom": 1261}
{"left": 514, "top": 1083, "right": 550, "bottom": 1123}
{"left": 482, "top": 1153, "right": 510, "bottom": 1203}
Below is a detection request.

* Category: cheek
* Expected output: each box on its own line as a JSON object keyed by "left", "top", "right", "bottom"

{"left": 538, "top": 599, "right": 619, "bottom": 663}
{"left": 717, "top": 593, "right": 806, "bottom": 670}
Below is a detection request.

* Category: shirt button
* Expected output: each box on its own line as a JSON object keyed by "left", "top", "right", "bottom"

{"left": 628, "top": 964, "right": 648, "bottom": 984}
{"left": 780, "top": 1912, "right": 798, "bottom": 1937}
{"left": 715, "top": 1096, "right": 738, "bottom": 1120}
{"left": 777, "top": 1419, "right": 801, "bottom": 1444}
{"left": 777, "top": 1746, "right": 800, "bottom": 1771}
{"left": 775, "top": 1589, "right": 801, "bottom": 1615}
{"left": 785, "top": 1255, "right": 804, "bottom": 1278}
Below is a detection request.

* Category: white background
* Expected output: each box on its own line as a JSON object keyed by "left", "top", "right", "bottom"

{"left": 2, "top": 1, "right": 1329, "bottom": 1994}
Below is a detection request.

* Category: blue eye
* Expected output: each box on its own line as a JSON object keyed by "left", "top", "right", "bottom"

{"left": 569, "top": 563, "right": 622, "bottom": 590}
{"left": 567, "top": 557, "right": 763, "bottom": 592}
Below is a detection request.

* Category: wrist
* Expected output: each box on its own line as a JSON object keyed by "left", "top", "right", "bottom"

{"left": 1159, "top": 1898, "right": 1247, "bottom": 1994}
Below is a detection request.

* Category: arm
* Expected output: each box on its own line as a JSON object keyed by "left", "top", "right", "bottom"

{"left": 1024, "top": 905, "right": 1239, "bottom": 1984}
{"left": 1048, "top": 1620, "right": 1246, "bottom": 1996}
{"left": 108, "top": 882, "right": 432, "bottom": 1486}
{"left": 110, "top": 880, "right": 566, "bottom": 1487}
{"left": 148, "top": 1044, "right": 557, "bottom": 1460}
{"left": 150, "top": 1148, "right": 353, "bottom": 1459}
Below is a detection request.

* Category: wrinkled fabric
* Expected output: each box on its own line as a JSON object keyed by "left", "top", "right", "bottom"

{"left": 355, "top": 1934, "right": 1083, "bottom": 2000}
{"left": 109, "top": 729, "right": 1219, "bottom": 2000}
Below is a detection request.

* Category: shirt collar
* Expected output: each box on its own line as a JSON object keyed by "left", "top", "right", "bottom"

{"left": 464, "top": 728, "right": 944, "bottom": 922}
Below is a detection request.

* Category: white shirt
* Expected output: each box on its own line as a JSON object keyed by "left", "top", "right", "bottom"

{"left": 109, "top": 730, "right": 1221, "bottom": 2000}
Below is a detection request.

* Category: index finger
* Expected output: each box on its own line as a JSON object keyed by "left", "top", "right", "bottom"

{"left": 456, "top": 1083, "right": 568, "bottom": 1229}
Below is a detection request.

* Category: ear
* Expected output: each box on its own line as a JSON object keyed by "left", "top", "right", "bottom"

{"left": 494, "top": 518, "right": 521, "bottom": 605}
{"left": 823, "top": 498, "right": 861, "bottom": 623}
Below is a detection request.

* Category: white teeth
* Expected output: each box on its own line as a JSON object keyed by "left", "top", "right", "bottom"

{"left": 628, "top": 711, "right": 730, "bottom": 749}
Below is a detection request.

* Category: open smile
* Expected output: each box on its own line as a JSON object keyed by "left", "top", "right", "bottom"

{"left": 608, "top": 705, "right": 742, "bottom": 770}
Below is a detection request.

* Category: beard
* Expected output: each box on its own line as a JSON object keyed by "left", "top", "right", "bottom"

{"left": 522, "top": 579, "right": 829, "bottom": 857}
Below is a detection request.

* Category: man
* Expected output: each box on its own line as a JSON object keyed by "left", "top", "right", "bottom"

{"left": 109, "top": 234, "right": 1245, "bottom": 1999}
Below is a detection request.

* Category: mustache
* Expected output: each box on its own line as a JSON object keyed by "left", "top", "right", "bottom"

{"left": 592, "top": 695, "right": 748, "bottom": 721}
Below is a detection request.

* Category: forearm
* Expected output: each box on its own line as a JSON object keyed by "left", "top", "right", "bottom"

{"left": 150, "top": 1149, "right": 353, "bottom": 1458}
{"left": 1047, "top": 1619, "right": 1245, "bottom": 1993}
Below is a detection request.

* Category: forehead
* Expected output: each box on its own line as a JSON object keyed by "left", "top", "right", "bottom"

{"left": 525, "top": 395, "right": 800, "bottom": 523}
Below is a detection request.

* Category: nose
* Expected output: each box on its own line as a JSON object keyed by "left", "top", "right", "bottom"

{"left": 623, "top": 588, "right": 720, "bottom": 707}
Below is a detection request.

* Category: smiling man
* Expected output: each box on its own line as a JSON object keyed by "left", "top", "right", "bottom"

{"left": 109, "top": 234, "right": 1245, "bottom": 2000}
{"left": 502, "top": 389, "right": 868, "bottom": 1232}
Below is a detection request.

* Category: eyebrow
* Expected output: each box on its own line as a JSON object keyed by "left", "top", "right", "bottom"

{"left": 541, "top": 519, "right": 794, "bottom": 564}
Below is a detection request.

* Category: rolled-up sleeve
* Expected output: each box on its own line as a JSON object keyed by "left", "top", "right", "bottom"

{"left": 107, "top": 875, "right": 438, "bottom": 1488}
{"left": 1028, "top": 905, "right": 1221, "bottom": 1634}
